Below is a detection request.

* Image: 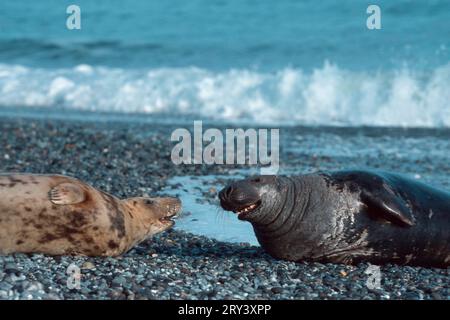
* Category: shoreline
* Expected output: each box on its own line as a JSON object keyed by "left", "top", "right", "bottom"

{"left": 0, "top": 117, "right": 448, "bottom": 300}
{"left": 4, "top": 107, "right": 450, "bottom": 132}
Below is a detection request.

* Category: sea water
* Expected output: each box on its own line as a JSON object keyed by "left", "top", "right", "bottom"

{"left": 0, "top": 0, "right": 449, "bottom": 127}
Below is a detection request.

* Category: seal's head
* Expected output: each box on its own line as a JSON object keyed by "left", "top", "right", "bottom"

{"left": 123, "top": 196, "right": 181, "bottom": 235}
{"left": 219, "top": 176, "right": 283, "bottom": 222}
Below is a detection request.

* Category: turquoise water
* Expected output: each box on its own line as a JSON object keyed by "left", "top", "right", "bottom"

{"left": 0, "top": 1, "right": 449, "bottom": 126}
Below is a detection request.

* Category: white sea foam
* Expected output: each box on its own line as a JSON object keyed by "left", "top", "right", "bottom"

{"left": 1, "top": 62, "right": 449, "bottom": 127}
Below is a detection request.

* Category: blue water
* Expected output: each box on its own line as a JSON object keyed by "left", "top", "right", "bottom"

{"left": 0, "top": 0, "right": 449, "bottom": 126}
{"left": 160, "top": 173, "right": 259, "bottom": 245}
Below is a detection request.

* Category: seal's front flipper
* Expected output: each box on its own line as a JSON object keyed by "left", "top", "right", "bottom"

{"left": 360, "top": 190, "right": 414, "bottom": 227}
{"left": 49, "top": 183, "right": 86, "bottom": 205}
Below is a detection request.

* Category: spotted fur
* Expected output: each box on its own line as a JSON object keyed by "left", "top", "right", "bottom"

{"left": 0, "top": 173, "right": 181, "bottom": 256}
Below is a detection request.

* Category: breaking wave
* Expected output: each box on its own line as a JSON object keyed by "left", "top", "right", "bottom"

{"left": 1, "top": 62, "right": 450, "bottom": 127}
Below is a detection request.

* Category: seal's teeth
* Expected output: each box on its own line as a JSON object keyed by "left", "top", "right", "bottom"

{"left": 235, "top": 202, "right": 260, "bottom": 215}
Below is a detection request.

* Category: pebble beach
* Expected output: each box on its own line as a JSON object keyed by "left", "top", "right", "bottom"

{"left": 0, "top": 116, "right": 448, "bottom": 300}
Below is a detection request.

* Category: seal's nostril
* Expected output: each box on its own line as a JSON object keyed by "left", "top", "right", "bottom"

{"left": 219, "top": 186, "right": 234, "bottom": 203}
{"left": 225, "top": 186, "right": 233, "bottom": 198}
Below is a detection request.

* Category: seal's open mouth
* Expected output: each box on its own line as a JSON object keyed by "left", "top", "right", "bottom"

{"left": 159, "top": 206, "right": 181, "bottom": 226}
{"left": 160, "top": 214, "right": 175, "bottom": 222}
{"left": 233, "top": 200, "right": 261, "bottom": 218}
{"left": 218, "top": 182, "right": 262, "bottom": 220}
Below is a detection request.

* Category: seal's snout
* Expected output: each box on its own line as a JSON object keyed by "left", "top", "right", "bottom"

{"left": 128, "top": 196, "right": 181, "bottom": 229}
{"left": 152, "top": 197, "right": 182, "bottom": 223}
{"left": 219, "top": 180, "right": 261, "bottom": 219}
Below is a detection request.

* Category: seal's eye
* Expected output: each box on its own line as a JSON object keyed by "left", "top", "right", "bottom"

{"left": 251, "top": 178, "right": 261, "bottom": 183}
{"left": 145, "top": 200, "right": 154, "bottom": 205}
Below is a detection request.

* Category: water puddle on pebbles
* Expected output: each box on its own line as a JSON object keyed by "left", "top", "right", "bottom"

{"left": 159, "top": 171, "right": 259, "bottom": 246}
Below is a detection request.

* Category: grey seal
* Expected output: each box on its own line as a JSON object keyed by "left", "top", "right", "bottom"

{"left": 219, "top": 170, "right": 449, "bottom": 267}
{"left": 0, "top": 173, "right": 181, "bottom": 256}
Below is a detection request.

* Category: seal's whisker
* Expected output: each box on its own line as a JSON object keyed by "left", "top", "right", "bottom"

{"left": 214, "top": 205, "right": 229, "bottom": 225}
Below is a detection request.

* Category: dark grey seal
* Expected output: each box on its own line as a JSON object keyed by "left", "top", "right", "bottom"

{"left": 219, "top": 170, "right": 450, "bottom": 267}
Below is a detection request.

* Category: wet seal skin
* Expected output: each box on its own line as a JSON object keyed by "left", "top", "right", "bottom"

{"left": 219, "top": 170, "right": 450, "bottom": 268}
{"left": 0, "top": 173, "right": 181, "bottom": 256}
